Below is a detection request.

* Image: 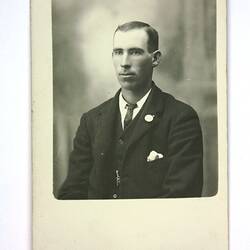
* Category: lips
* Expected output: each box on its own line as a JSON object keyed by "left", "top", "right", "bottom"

{"left": 119, "top": 73, "right": 135, "bottom": 76}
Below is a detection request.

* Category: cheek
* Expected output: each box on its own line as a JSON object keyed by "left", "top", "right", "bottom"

{"left": 135, "top": 60, "right": 152, "bottom": 71}
{"left": 112, "top": 59, "right": 119, "bottom": 71}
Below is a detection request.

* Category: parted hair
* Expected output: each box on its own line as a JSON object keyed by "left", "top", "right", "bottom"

{"left": 114, "top": 21, "right": 159, "bottom": 53}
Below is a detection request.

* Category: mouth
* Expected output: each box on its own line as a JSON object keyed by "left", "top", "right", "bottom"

{"left": 119, "top": 73, "right": 135, "bottom": 76}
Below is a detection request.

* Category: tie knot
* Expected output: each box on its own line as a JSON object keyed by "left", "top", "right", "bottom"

{"left": 125, "top": 103, "right": 137, "bottom": 111}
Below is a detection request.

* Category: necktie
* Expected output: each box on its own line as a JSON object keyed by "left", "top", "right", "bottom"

{"left": 124, "top": 103, "right": 137, "bottom": 130}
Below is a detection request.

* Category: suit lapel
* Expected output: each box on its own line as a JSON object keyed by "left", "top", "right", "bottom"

{"left": 95, "top": 89, "right": 120, "bottom": 154}
{"left": 127, "top": 85, "right": 165, "bottom": 149}
{"left": 95, "top": 85, "right": 165, "bottom": 153}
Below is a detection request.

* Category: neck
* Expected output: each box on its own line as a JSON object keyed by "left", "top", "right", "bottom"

{"left": 121, "top": 80, "right": 152, "bottom": 104}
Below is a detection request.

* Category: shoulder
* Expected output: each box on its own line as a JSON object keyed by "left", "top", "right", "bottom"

{"left": 78, "top": 94, "right": 116, "bottom": 124}
{"left": 158, "top": 90, "right": 202, "bottom": 137}
{"left": 75, "top": 96, "right": 115, "bottom": 136}
{"left": 159, "top": 89, "right": 200, "bottom": 121}
{"left": 86, "top": 97, "right": 114, "bottom": 116}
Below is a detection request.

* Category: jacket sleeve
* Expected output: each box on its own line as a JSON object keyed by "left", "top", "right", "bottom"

{"left": 57, "top": 114, "right": 93, "bottom": 199}
{"left": 161, "top": 107, "right": 203, "bottom": 198}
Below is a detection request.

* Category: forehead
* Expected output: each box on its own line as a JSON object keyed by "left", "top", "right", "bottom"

{"left": 113, "top": 29, "right": 148, "bottom": 49}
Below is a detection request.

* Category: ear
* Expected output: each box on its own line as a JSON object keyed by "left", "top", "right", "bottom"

{"left": 152, "top": 50, "right": 162, "bottom": 68}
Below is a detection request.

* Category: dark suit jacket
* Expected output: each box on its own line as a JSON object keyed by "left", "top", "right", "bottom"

{"left": 57, "top": 84, "right": 203, "bottom": 199}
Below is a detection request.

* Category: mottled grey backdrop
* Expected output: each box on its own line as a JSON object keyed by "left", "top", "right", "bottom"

{"left": 52, "top": 0, "right": 217, "bottom": 197}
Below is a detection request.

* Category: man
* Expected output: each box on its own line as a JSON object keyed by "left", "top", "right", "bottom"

{"left": 57, "top": 21, "right": 203, "bottom": 199}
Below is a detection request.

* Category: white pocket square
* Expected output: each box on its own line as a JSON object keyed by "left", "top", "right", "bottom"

{"left": 147, "top": 150, "right": 164, "bottom": 162}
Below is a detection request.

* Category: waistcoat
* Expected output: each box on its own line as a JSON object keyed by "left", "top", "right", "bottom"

{"left": 105, "top": 103, "right": 146, "bottom": 199}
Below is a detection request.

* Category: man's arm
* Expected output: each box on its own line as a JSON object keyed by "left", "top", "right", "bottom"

{"left": 57, "top": 114, "right": 93, "bottom": 199}
{"left": 161, "top": 107, "right": 203, "bottom": 198}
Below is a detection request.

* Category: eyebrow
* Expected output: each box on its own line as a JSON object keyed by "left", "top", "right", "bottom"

{"left": 113, "top": 47, "right": 145, "bottom": 52}
{"left": 113, "top": 48, "right": 123, "bottom": 51}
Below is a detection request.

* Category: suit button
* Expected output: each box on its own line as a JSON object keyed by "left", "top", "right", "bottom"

{"left": 100, "top": 152, "right": 105, "bottom": 157}
{"left": 113, "top": 194, "right": 118, "bottom": 199}
{"left": 119, "top": 139, "right": 124, "bottom": 145}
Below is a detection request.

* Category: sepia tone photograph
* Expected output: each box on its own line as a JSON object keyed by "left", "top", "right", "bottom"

{"left": 53, "top": 0, "right": 217, "bottom": 199}
{"left": 32, "top": 0, "right": 228, "bottom": 249}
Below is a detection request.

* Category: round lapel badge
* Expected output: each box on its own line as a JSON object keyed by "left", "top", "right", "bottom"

{"left": 144, "top": 114, "right": 154, "bottom": 122}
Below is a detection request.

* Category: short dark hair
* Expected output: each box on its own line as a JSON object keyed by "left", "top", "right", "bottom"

{"left": 114, "top": 21, "right": 159, "bottom": 53}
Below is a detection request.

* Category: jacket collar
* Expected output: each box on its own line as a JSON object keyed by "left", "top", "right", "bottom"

{"left": 96, "top": 83, "right": 165, "bottom": 153}
{"left": 126, "top": 83, "right": 165, "bottom": 149}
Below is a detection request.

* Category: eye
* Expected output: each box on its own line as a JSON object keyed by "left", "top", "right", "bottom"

{"left": 113, "top": 50, "right": 123, "bottom": 56}
{"left": 129, "top": 49, "right": 143, "bottom": 56}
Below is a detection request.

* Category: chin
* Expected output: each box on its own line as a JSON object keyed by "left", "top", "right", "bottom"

{"left": 119, "top": 80, "right": 137, "bottom": 91}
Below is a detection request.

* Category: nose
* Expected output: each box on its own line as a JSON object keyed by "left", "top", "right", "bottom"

{"left": 120, "top": 53, "right": 130, "bottom": 68}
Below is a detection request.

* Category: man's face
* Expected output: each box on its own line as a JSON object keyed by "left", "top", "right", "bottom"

{"left": 112, "top": 29, "right": 154, "bottom": 92}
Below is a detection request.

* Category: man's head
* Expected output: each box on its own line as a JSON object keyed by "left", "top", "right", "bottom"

{"left": 112, "top": 21, "right": 161, "bottom": 93}
{"left": 114, "top": 21, "right": 159, "bottom": 53}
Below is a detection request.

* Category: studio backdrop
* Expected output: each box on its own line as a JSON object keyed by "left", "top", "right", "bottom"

{"left": 52, "top": 0, "right": 217, "bottom": 197}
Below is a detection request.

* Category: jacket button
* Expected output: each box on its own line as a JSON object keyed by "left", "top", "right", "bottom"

{"left": 113, "top": 194, "right": 118, "bottom": 199}
{"left": 119, "top": 139, "right": 124, "bottom": 145}
{"left": 100, "top": 152, "right": 105, "bottom": 156}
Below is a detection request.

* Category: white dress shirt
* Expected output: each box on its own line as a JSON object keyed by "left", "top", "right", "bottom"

{"left": 119, "top": 88, "right": 152, "bottom": 129}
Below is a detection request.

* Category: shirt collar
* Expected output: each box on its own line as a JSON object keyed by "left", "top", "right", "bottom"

{"left": 119, "top": 88, "right": 152, "bottom": 111}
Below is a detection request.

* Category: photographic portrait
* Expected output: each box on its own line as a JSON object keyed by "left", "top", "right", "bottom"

{"left": 32, "top": 0, "right": 228, "bottom": 249}
{"left": 52, "top": 0, "right": 217, "bottom": 199}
